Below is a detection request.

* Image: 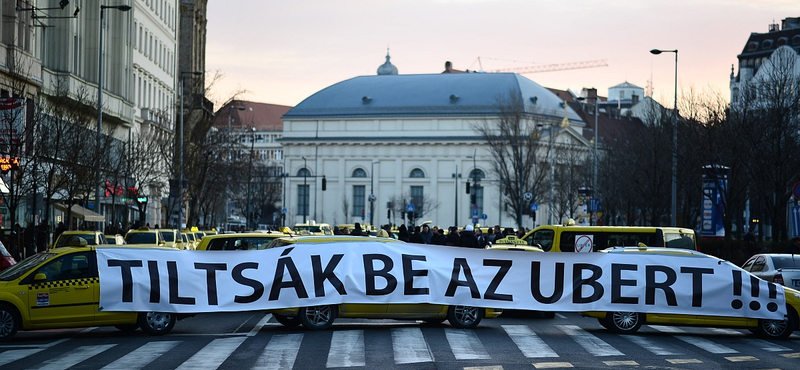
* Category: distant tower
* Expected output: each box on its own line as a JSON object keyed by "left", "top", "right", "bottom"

{"left": 377, "top": 49, "right": 398, "bottom": 75}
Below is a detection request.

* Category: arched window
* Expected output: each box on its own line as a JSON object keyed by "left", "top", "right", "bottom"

{"left": 467, "top": 169, "right": 486, "bottom": 181}
{"left": 352, "top": 168, "right": 367, "bottom": 178}
{"left": 297, "top": 168, "right": 311, "bottom": 177}
{"left": 410, "top": 168, "right": 425, "bottom": 178}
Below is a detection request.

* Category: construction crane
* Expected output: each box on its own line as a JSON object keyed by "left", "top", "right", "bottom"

{"left": 476, "top": 57, "right": 608, "bottom": 74}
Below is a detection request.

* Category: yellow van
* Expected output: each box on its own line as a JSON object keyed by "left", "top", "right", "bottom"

{"left": 518, "top": 220, "right": 696, "bottom": 252}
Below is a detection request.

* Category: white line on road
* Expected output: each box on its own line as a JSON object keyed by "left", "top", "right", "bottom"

{"left": 249, "top": 313, "right": 274, "bottom": 336}
{"left": 621, "top": 334, "right": 682, "bottom": 356}
{"left": 28, "top": 344, "right": 116, "bottom": 370}
{"left": 253, "top": 333, "right": 304, "bottom": 370}
{"left": 502, "top": 325, "right": 558, "bottom": 358}
{"left": 557, "top": 325, "right": 624, "bottom": 356}
{"left": 744, "top": 338, "right": 792, "bottom": 352}
{"left": 674, "top": 335, "right": 739, "bottom": 354}
{"left": 392, "top": 327, "right": 434, "bottom": 364}
{"left": 327, "top": 330, "right": 366, "bottom": 368}
{"left": 100, "top": 341, "right": 180, "bottom": 370}
{"left": 177, "top": 337, "right": 247, "bottom": 370}
{"left": 445, "top": 328, "right": 490, "bottom": 360}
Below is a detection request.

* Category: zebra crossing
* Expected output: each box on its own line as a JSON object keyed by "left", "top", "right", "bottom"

{"left": 1, "top": 320, "right": 798, "bottom": 369}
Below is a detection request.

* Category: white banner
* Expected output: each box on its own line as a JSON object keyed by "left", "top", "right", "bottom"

{"left": 97, "top": 243, "right": 787, "bottom": 320}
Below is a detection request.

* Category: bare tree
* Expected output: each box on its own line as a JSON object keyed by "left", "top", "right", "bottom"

{"left": 474, "top": 90, "right": 555, "bottom": 229}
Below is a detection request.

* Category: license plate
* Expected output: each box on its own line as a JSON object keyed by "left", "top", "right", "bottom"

{"left": 793, "top": 280, "right": 800, "bottom": 288}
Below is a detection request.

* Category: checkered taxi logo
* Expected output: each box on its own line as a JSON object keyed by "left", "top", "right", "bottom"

{"left": 29, "top": 277, "right": 99, "bottom": 290}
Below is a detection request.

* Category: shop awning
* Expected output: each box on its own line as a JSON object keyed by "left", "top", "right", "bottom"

{"left": 54, "top": 203, "right": 106, "bottom": 223}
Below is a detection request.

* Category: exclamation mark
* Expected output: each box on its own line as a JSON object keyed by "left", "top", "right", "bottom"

{"left": 731, "top": 270, "right": 743, "bottom": 309}
{"left": 767, "top": 281, "right": 779, "bottom": 312}
{"left": 749, "top": 275, "right": 761, "bottom": 310}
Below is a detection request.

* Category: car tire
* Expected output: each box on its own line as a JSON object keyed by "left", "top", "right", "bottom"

{"left": 273, "top": 314, "right": 301, "bottom": 327}
{"left": 756, "top": 308, "right": 797, "bottom": 340}
{"left": 447, "top": 306, "right": 484, "bottom": 329}
{"left": 0, "top": 304, "right": 20, "bottom": 342}
{"left": 299, "top": 305, "right": 337, "bottom": 330}
{"left": 604, "top": 312, "right": 644, "bottom": 334}
{"left": 138, "top": 312, "right": 176, "bottom": 336}
{"left": 114, "top": 324, "right": 139, "bottom": 332}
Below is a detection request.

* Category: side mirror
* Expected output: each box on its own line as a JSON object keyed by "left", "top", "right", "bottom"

{"left": 34, "top": 273, "right": 47, "bottom": 282}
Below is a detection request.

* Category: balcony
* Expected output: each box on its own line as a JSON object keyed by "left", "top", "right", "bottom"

{"left": 140, "top": 108, "right": 173, "bottom": 131}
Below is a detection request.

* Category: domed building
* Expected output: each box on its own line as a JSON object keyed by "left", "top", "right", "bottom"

{"left": 280, "top": 59, "right": 589, "bottom": 229}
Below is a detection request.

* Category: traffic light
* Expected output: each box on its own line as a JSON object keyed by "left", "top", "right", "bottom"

{"left": 407, "top": 211, "right": 414, "bottom": 221}
{"left": 321, "top": 176, "right": 327, "bottom": 191}
{"left": 466, "top": 181, "right": 470, "bottom": 194}
{"left": 471, "top": 194, "right": 477, "bottom": 204}
{"left": 136, "top": 197, "right": 148, "bottom": 205}
{"left": 387, "top": 209, "right": 391, "bottom": 219}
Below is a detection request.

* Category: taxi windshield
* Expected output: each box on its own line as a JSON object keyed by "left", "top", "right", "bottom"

{"left": 0, "top": 253, "right": 56, "bottom": 281}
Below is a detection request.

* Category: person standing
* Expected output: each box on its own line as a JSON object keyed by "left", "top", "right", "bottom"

{"left": 446, "top": 226, "right": 460, "bottom": 246}
{"left": 419, "top": 224, "right": 433, "bottom": 244}
{"left": 432, "top": 228, "right": 447, "bottom": 245}
{"left": 491, "top": 225, "right": 504, "bottom": 244}
{"left": 475, "top": 227, "right": 487, "bottom": 248}
{"left": 458, "top": 225, "right": 479, "bottom": 248}
{"left": 397, "top": 224, "right": 410, "bottom": 242}
{"left": 351, "top": 223, "right": 364, "bottom": 236}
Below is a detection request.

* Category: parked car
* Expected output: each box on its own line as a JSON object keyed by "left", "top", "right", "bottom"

{"left": 0, "top": 241, "right": 15, "bottom": 272}
{"left": 264, "top": 235, "right": 502, "bottom": 330}
{"left": 125, "top": 228, "right": 176, "bottom": 249}
{"left": 582, "top": 247, "right": 800, "bottom": 339}
{"left": 742, "top": 253, "right": 800, "bottom": 288}
{"left": 0, "top": 245, "right": 179, "bottom": 341}
{"left": 104, "top": 234, "right": 126, "bottom": 245}
{"left": 51, "top": 231, "right": 108, "bottom": 249}
{"left": 195, "top": 231, "right": 289, "bottom": 251}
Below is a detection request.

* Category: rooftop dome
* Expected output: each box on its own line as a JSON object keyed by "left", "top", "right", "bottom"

{"left": 377, "top": 50, "right": 398, "bottom": 75}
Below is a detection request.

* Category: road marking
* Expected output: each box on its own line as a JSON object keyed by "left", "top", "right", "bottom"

{"left": 673, "top": 335, "right": 738, "bottom": 354}
{"left": 253, "top": 333, "right": 303, "bottom": 370}
{"left": 665, "top": 358, "right": 702, "bottom": 364}
{"left": 502, "top": 325, "right": 558, "bottom": 358}
{"left": 445, "top": 328, "right": 490, "bottom": 360}
{"left": 710, "top": 328, "right": 745, "bottom": 336}
{"left": 100, "top": 341, "right": 180, "bottom": 370}
{"left": 603, "top": 360, "right": 638, "bottom": 366}
{"left": 555, "top": 313, "right": 567, "bottom": 319}
{"left": 0, "top": 338, "right": 70, "bottom": 349}
{"left": 744, "top": 338, "right": 792, "bottom": 352}
{"left": 781, "top": 352, "right": 800, "bottom": 358}
{"left": 392, "top": 327, "right": 434, "bottom": 364}
{"left": 0, "top": 348, "right": 45, "bottom": 366}
{"left": 177, "top": 337, "right": 246, "bottom": 370}
{"left": 248, "top": 313, "right": 274, "bottom": 336}
{"left": 557, "top": 325, "right": 623, "bottom": 356}
{"left": 621, "top": 334, "right": 681, "bottom": 355}
{"left": 725, "top": 355, "right": 758, "bottom": 362}
{"left": 464, "top": 366, "right": 503, "bottom": 370}
{"left": 28, "top": 344, "right": 116, "bottom": 370}
{"left": 327, "top": 330, "right": 365, "bottom": 368}
{"left": 532, "top": 362, "right": 573, "bottom": 368}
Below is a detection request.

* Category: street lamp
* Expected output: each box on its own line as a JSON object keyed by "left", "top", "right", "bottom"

{"left": 577, "top": 95, "right": 599, "bottom": 225}
{"left": 224, "top": 104, "right": 245, "bottom": 230}
{"left": 302, "top": 156, "right": 307, "bottom": 223}
{"left": 452, "top": 166, "right": 461, "bottom": 227}
{"left": 467, "top": 149, "right": 479, "bottom": 228}
{"left": 245, "top": 127, "right": 256, "bottom": 230}
{"left": 650, "top": 48, "right": 678, "bottom": 226}
{"left": 537, "top": 123, "right": 556, "bottom": 225}
{"left": 369, "top": 160, "right": 380, "bottom": 228}
{"left": 95, "top": 4, "right": 131, "bottom": 222}
{"left": 178, "top": 70, "right": 203, "bottom": 229}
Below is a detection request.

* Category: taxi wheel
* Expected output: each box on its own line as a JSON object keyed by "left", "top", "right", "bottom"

{"left": 273, "top": 314, "right": 301, "bottom": 327}
{"left": 299, "top": 305, "right": 337, "bottom": 330}
{"left": 447, "top": 306, "right": 484, "bottom": 329}
{"left": 138, "top": 312, "right": 176, "bottom": 336}
{"left": 0, "top": 304, "right": 20, "bottom": 342}
{"left": 604, "top": 312, "right": 644, "bottom": 333}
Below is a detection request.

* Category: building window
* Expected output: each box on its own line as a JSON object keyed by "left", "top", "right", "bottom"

{"left": 410, "top": 186, "right": 424, "bottom": 216}
{"left": 352, "top": 168, "right": 367, "bottom": 178}
{"left": 298, "top": 184, "right": 309, "bottom": 219}
{"left": 410, "top": 168, "right": 425, "bottom": 178}
{"left": 353, "top": 185, "right": 365, "bottom": 217}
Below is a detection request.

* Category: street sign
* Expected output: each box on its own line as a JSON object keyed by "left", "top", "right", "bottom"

{"left": 406, "top": 204, "right": 415, "bottom": 213}
{"left": 523, "top": 192, "right": 533, "bottom": 201}
{"left": 482, "top": 213, "right": 488, "bottom": 220}
{"left": 472, "top": 209, "right": 479, "bottom": 217}
{"left": 472, "top": 217, "right": 479, "bottom": 224}
{"left": 792, "top": 206, "right": 800, "bottom": 238}
{"left": 530, "top": 203, "right": 538, "bottom": 212}
{"left": 793, "top": 182, "right": 800, "bottom": 200}
{"left": 589, "top": 198, "right": 601, "bottom": 212}
{"left": 282, "top": 208, "right": 287, "bottom": 214}
{"left": 368, "top": 194, "right": 377, "bottom": 202}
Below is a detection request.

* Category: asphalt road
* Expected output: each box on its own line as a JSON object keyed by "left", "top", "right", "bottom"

{"left": 1, "top": 311, "right": 798, "bottom": 369}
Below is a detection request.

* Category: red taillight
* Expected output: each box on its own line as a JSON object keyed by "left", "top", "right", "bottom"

{"left": 774, "top": 273, "right": 784, "bottom": 285}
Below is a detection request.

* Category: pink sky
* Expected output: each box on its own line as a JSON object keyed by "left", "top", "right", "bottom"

{"left": 205, "top": 0, "right": 797, "bottom": 109}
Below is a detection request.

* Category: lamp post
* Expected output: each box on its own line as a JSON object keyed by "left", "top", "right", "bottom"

{"left": 245, "top": 127, "right": 256, "bottom": 230}
{"left": 650, "top": 48, "right": 678, "bottom": 226}
{"left": 369, "top": 160, "right": 380, "bottom": 228}
{"left": 452, "top": 166, "right": 461, "bottom": 227}
{"left": 95, "top": 4, "right": 131, "bottom": 222}
{"left": 302, "top": 156, "right": 307, "bottom": 223}
{"left": 224, "top": 104, "right": 245, "bottom": 230}
{"left": 178, "top": 70, "right": 202, "bottom": 228}
{"left": 468, "top": 149, "right": 479, "bottom": 228}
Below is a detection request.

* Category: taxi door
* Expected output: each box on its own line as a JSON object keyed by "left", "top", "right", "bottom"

{"left": 26, "top": 251, "right": 96, "bottom": 326}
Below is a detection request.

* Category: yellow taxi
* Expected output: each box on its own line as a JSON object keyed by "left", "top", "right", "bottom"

{"left": 519, "top": 220, "right": 697, "bottom": 252}
{"left": 51, "top": 231, "right": 109, "bottom": 249}
{"left": 0, "top": 245, "right": 178, "bottom": 341}
{"left": 581, "top": 247, "right": 800, "bottom": 339}
{"left": 264, "top": 235, "right": 502, "bottom": 330}
{"left": 293, "top": 222, "right": 333, "bottom": 236}
{"left": 195, "top": 231, "right": 289, "bottom": 251}
{"left": 103, "top": 234, "right": 126, "bottom": 245}
{"left": 156, "top": 229, "right": 180, "bottom": 249}
{"left": 124, "top": 227, "right": 173, "bottom": 248}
